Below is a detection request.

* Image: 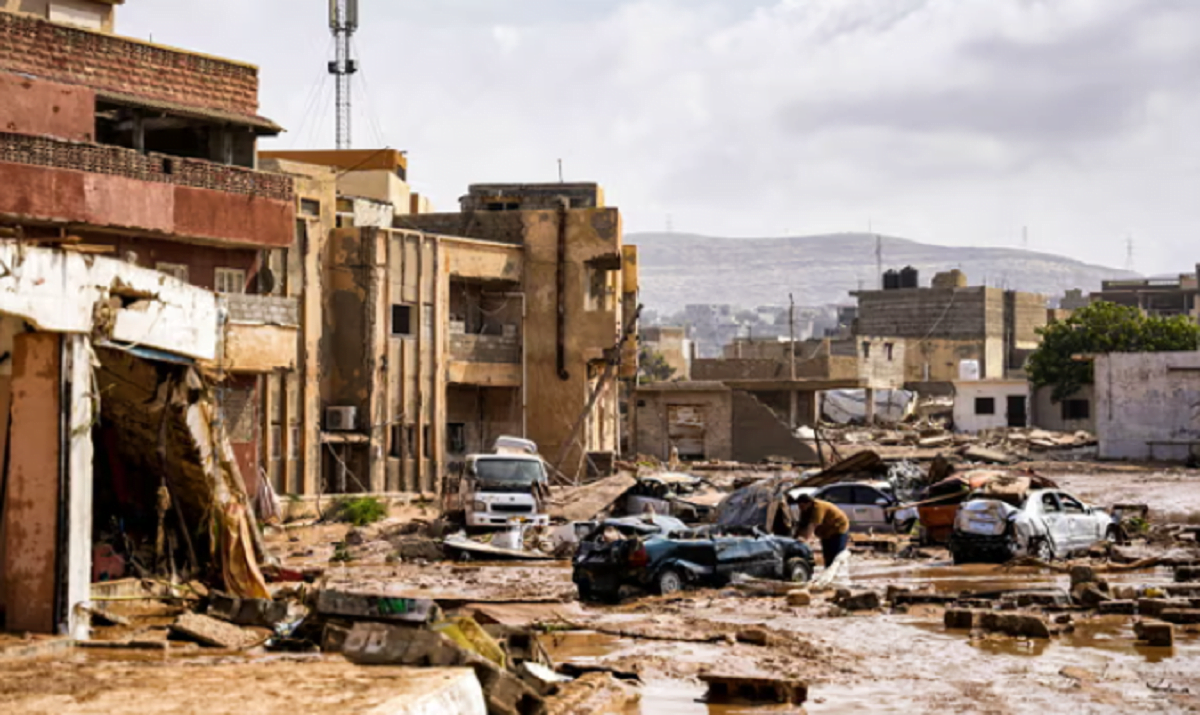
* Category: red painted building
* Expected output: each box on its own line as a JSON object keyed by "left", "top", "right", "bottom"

{"left": 0, "top": 1, "right": 299, "bottom": 633}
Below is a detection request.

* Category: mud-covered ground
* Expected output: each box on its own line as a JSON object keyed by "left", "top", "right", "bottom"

{"left": 3, "top": 466, "right": 1199, "bottom": 714}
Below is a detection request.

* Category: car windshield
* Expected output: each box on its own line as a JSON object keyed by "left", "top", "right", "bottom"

{"left": 474, "top": 459, "right": 545, "bottom": 489}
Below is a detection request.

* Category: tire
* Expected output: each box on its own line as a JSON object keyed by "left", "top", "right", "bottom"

{"left": 1030, "top": 536, "right": 1055, "bottom": 561}
{"left": 786, "top": 558, "right": 813, "bottom": 584}
{"left": 656, "top": 568, "right": 685, "bottom": 596}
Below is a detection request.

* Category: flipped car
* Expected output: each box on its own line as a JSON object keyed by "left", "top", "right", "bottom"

{"left": 949, "top": 487, "right": 1114, "bottom": 564}
{"left": 789, "top": 481, "right": 918, "bottom": 535}
{"left": 572, "top": 517, "right": 814, "bottom": 602}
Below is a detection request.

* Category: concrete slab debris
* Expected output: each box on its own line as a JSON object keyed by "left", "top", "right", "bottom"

{"left": 170, "top": 613, "right": 262, "bottom": 649}
{"left": 207, "top": 593, "right": 288, "bottom": 628}
{"left": 700, "top": 674, "right": 807, "bottom": 705}
{"left": 1135, "top": 621, "right": 1176, "bottom": 647}
{"left": 313, "top": 589, "right": 439, "bottom": 625}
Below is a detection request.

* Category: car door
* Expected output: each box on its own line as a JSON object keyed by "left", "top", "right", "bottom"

{"left": 851, "top": 486, "right": 892, "bottom": 533}
{"left": 1056, "top": 492, "right": 1094, "bottom": 550}
{"left": 1035, "top": 492, "right": 1069, "bottom": 553}
{"left": 817, "top": 485, "right": 859, "bottom": 531}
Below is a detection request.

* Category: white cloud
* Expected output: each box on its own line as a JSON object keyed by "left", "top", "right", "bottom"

{"left": 117, "top": 0, "right": 1200, "bottom": 275}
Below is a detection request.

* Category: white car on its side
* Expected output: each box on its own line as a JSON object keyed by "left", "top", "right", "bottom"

{"left": 949, "top": 489, "right": 1114, "bottom": 564}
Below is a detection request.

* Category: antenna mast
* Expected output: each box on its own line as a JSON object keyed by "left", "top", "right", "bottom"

{"left": 329, "top": 0, "right": 359, "bottom": 150}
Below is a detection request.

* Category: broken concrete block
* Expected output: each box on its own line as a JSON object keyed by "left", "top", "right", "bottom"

{"left": 1135, "top": 620, "right": 1175, "bottom": 647}
{"left": 1098, "top": 600, "right": 1138, "bottom": 615}
{"left": 169, "top": 613, "right": 260, "bottom": 649}
{"left": 1157, "top": 609, "right": 1200, "bottom": 625}
{"left": 82, "top": 605, "right": 131, "bottom": 627}
{"left": 960, "top": 446, "right": 1017, "bottom": 464}
{"left": 1175, "top": 566, "right": 1200, "bottom": 583}
{"left": 543, "top": 672, "right": 638, "bottom": 715}
{"left": 389, "top": 535, "right": 447, "bottom": 562}
{"left": 1138, "top": 599, "right": 1191, "bottom": 618}
{"left": 979, "top": 612, "right": 1052, "bottom": 639}
{"left": 207, "top": 593, "right": 288, "bottom": 628}
{"left": 834, "top": 590, "right": 881, "bottom": 611}
{"left": 944, "top": 609, "right": 978, "bottom": 630}
{"left": 701, "top": 674, "right": 807, "bottom": 705}
{"left": 1003, "top": 590, "right": 1071, "bottom": 609}
{"left": 342, "top": 622, "right": 546, "bottom": 715}
{"left": 785, "top": 590, "right": 812, "bottom": 607}
{"left": 894, "top": 590, "right": 960, "bottom": 606}
{"left": 313, "top": 589, "right": 438, "bottom": 624}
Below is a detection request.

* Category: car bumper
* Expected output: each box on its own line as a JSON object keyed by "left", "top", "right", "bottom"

{"left": 949, "top": 532, "right": 1017, "bottom": 563}
{"left": 466, "top": 513, "right": 549, "bottom": 528}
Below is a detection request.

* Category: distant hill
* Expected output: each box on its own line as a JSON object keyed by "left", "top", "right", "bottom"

{"left": 629, "top": 232, "right": 1138, "bottom": 313}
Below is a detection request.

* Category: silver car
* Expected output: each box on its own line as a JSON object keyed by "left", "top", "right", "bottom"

{"left": 789, "top": 481, "right": 919, "bottom": 535}
{"left": 949, "top": 489, "right": 1114, "bottom": 564}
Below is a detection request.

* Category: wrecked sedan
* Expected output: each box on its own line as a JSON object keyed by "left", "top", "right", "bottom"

{"left": 572, "top": 517, "right": 814, "bottom": 601}
{"left": 949, "top": 488, "right": 1114, "bottom": 564}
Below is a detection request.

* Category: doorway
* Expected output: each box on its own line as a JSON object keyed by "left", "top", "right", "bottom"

{"left": 1007, "top": 395, "right": 1027, "bottom": 428}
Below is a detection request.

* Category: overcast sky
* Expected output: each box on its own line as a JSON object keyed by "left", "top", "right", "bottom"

{"left": 120, "top": 0, "right": 1200, "bottom": 276}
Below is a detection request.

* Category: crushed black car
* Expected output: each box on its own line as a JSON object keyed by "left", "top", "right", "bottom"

{"left": 571, "top": 516, "right": 815, "bottom": 602}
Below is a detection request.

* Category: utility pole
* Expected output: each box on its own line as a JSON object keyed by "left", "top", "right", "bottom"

{"left": 328, "top": 0, "right": 359, "bottom": 150}
{"left": 1126, "top": 234, "right": 1135, "bottom": 272}
{"left": 788, "top": 293, "right": 798, "bottom": 429}
{"left": 557, "top": 158, "right": 564, "bottom": 183}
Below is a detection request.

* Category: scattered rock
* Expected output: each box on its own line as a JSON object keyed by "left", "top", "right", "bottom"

{"left": 1175, "top": 566, "right": 1200, "bottom": 583}
{"left": 389, "top": 535, "right": 447, "bottom": 562}
{"left": 785, "top": 590, "right": 812, "bottom": 607}
{"left": 1098, "top": 600, "right": 1138, "bottom": 616}
{"left": 833, "top": 590, "right": 880, "bottom": 611}
{"left": 735, "top": 628, "right": 776, "bottom": 647}
{"left": 1134, "top": 620, "right": 1175, "bottom": 647}
{"left": 979, "top": 612, "right": 1053, "bottom": 639}
{"left": 944, "top": 609, "right": 978, "bottom": 630}
{"left": 1158, "top": 609, "right": 1200, "bottom": 625}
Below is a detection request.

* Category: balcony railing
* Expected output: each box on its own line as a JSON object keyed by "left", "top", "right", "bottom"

{"left": 450, "top": 334, "right": 521, "bottom": 364}
{"left": 224, "top": 294, "right": 299, "bottom": 328}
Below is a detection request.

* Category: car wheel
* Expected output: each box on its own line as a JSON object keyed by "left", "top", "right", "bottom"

{"left": 657, "top": 568, "right": 685, "bottom": 596}
{"left": 1031, "top": 536, "right": 1055, "bottom": 561}
{"left": 786, "top": 558, "right": 812, "bottom": 584}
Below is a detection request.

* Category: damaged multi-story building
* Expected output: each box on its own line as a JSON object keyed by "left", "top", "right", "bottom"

{"left": 0, "top": 1, "right": 293, "bottom": 635}
{"left": 237, "top": 165, "right": 641, "bottom": 493}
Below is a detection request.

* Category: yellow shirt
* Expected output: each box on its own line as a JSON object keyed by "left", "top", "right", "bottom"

{"left": 800, "top": 500, "right": 850, "bottom": 539}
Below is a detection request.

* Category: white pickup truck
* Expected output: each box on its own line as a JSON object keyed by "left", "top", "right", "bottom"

{"left": 443, "top": 437, "right": 551, "bottom": 530}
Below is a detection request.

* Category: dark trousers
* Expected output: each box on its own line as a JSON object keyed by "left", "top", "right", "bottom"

{"left": 821, "top": 533, "right": 850, "bottom": 566}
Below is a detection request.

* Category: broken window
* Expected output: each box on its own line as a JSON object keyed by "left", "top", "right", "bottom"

{"left": 974, "top": 397, "right": 995, "bottom": 415}
{"left": 300, "top": 198, "right": 321, "bottom": 217}
{"left": 1061, "top": 399, "right": 1090, "bottom": 421}
{"left": 391, "top": 305, "right": 414, "bottom": 337}
{"left": 862, "top": 342, "right": 871, "bottom": 359}
{"left": 215, "top": 267, "right": 246, "bottom": 294}
{"left": 885, "top": 343, "right": 894, "bottom": 362}
{"left": 447, "top": 423, "right": 467, "bottom": 454}
{"left": 1041, "top": 493, "right": 1061, "bottom": 512}
{"left": 156, "top": 262, "right": 189, "bottom": 283}
{"left": 389, "top": 424, "right": 403, "bottom": 458}
{"left": 1058, "top": 494, "right": 1086, "bottom": 514}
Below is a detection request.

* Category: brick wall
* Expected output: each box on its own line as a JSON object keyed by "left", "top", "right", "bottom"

{"left": 0, "top": 12, "right": 259, "bottom": 118}
{"left": 855, "top": 287, "right": 994, "bottom": 340}
{"left": 225, "top": 294, "right": 300, "bottom": 327}
{"left": 0, "top": 132, "right": 293, "bottom": 201}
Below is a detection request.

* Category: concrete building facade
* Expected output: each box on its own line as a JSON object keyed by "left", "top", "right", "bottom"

{"left": 641, "top": 326, "right": 691, "bottom": 381}
{"left": 1089, "top": 269, "right": 1200, "bottom": 322}
{"left": 952, "top": 380, "right": 1030, "bottom": 433}
{"left": 853, "top": 272, "right": 1048, "bottom": 382}
{"left": 1094, "top": 351, "right": 1200, "bottom": 462}
{"left": 0, "top": 1, "right": 292, "bottom": 636}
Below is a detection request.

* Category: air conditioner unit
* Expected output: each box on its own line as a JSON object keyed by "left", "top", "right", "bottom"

{"left": 325, "top": 406, "right": 357, "bottom": 431}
